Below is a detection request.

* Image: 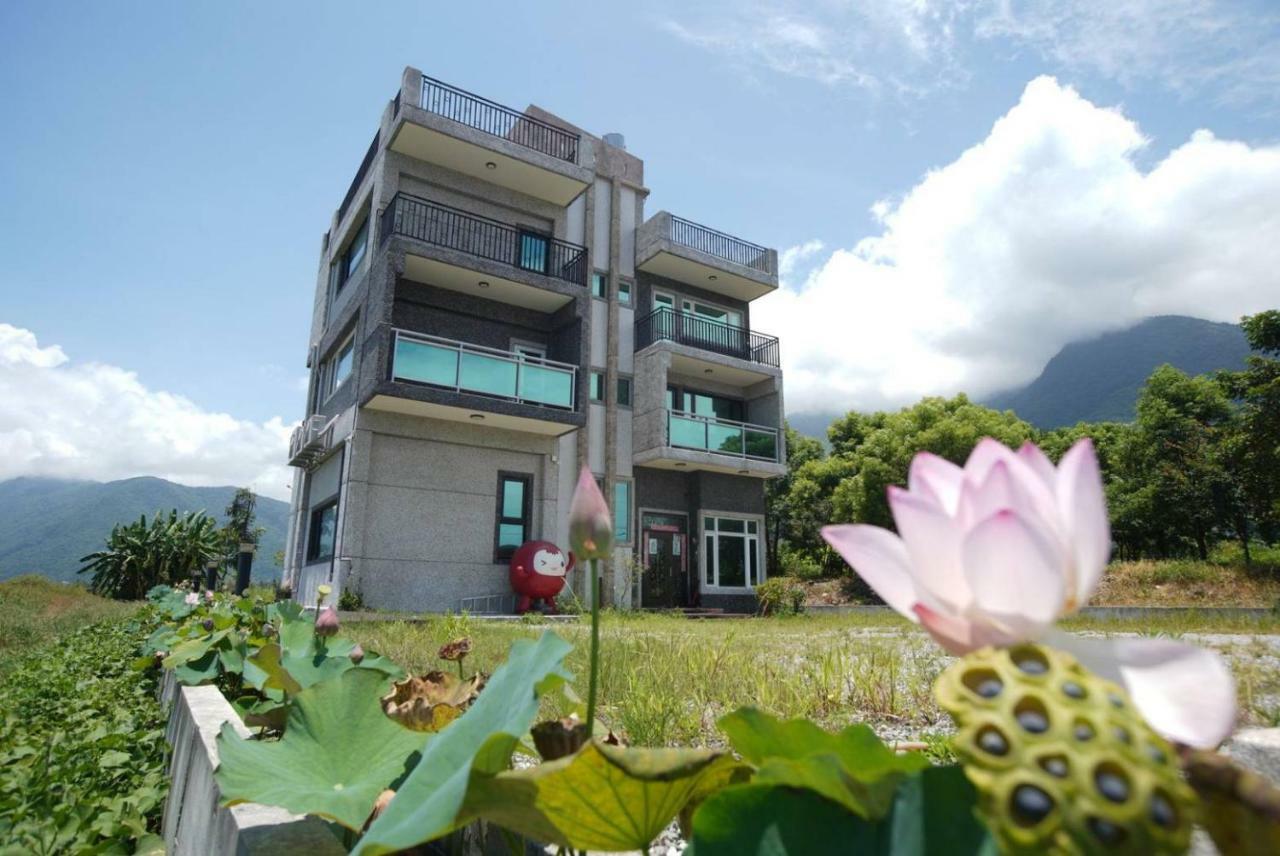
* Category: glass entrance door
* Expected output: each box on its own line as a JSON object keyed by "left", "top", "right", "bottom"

{"left": 640, "top": 515, "right": 689, "bottom": 608}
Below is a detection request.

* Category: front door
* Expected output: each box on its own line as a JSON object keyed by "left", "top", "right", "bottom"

{"left": 640, "top": 524, "right": 688, "bottom": 608}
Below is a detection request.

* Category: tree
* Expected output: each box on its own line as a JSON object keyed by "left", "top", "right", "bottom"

{"left": 78, "top": 510, "right": 222, "bottom": 600}
{"left": 219, "top": 488, "right": 265, "bottom": 583}
{"left": 764, "top": 424, "right": 825, "bottom": 570}
{"left": 1219, "top": 311, "right": 1280, "bottom": 546}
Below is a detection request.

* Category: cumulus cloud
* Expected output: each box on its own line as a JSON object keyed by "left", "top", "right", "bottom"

{"left": 756, "top": 76, "right": 1280, "bottom": 414}
{"left": 0, "top": 324, "right": 294, "bottom": 499}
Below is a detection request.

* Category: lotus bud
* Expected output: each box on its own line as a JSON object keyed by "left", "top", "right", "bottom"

{"left": 205, "top": 590, "right": 215, "bottom": 602}
{"left": 349, "top": 643, "right": 365, "bottom": 664}
{"left": 201, "top": 618, "right": 215, "bottom": 632}
{"left": 316, "top": 584, "right": 332, "bottom": 606}
{"left": 568, "top": 467, "right": 613, "bottom": 561}
{"left": 262, "top": 623, "right": 276, "bottom": 637}
{"left": 315, "top": 604, "right": 340, "bottom": 638}
{"left": 368, "top": 788, "right": 395, "bottom": 826}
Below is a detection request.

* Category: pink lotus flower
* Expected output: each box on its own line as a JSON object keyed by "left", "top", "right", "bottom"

{"left": 822, "top": 437, "right": 1236, "bottom": 748}
{"left": 205, "top": 590, "right": 216, "bottom": 602}
{"left": 184, "top": 592, "right": 199, "bottom": 606}
{"left": 568, "top": 467, "right": 612, "bottom": 561}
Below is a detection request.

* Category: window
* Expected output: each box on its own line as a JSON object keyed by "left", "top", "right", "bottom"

{"left": 336, "top": 215, "right": 369, "bottom": 292}
{"left": 617, "top": 377, "right": 632, "bottom": 407}
{"left": 666, "top": 386, "right": 744, "bottom": 421}
{"left": 512, "top": 341, "right": 546, "bottom": 360}
{"left": 683, "top": 299, "right": 742, "bottom": 329}
{"left": 654, "top": 291, "right": 675, "bottom": 311}
{"left": 618, "top": 280, "right": 632, "bottom": 305}
{"left": 702, "top": 515, "right": 762, "bottom": 590}
{"left": 591, "top": 271, "right": 607, "bottom": 299}
{"left": 306, "top": 500, "right": 338, "bottom": 562}
{"left": 494, "top": 474, "right": 532, "bottom": 561}
{"left": 590, "top": 371, "right": 605, "bottom": 402}
{"left": 518, "top": 231, "right": 550, "bottom": 274}
{"left": 614, "top": 480, "right": 631, "bottom": 543}
{"left": 329, "top": 336, "right": 355, "bottom": 394}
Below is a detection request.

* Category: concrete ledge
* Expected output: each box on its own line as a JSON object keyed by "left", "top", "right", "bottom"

{"left": 162, "top": 681, "right": 345, "bottom": 855}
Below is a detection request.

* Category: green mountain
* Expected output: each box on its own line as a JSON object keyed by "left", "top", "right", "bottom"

{"left": 0, "top": 476, "right": 290, "bottom": 584}
{"left": 987, "top": 315, "right": 1251, "bottom": 428}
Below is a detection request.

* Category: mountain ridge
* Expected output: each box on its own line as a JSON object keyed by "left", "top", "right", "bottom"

{"left": 0, "top": 476, "right": 290, "bottom": 584}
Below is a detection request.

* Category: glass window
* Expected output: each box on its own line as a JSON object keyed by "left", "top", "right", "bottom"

{"left": 331, "top": 337, "right": 354, "bottom": 393}
{"left": 495, "top": 474, "right": 531, "bottom": 561}
{"left": 617, "top": 377, "right": 632, "bottom": 407}
{"left": 618, "top": 281, "right": 632, "bottom": 305}
{"left": 519, "top": 232, "right": 549, "bottom": 273}
{"left": 702, "top": 515, "right": 763, "bottom": 590}
{"left": 654, "top": 292, "right": 675, "bottom": 310}
{"left": 338, "top": 216, "right": 368, "bottom": 290}
{"left": 306, "top": 500, "right": 338, "bottom": 562}
{"left": 590, "top": 371, "right": 605, "bottom": 402}
{"left": 614, "top": 480, "right": 631, "bottom": 543}
{"left": 591, "top": 271, "right": 607, "bottom": 298}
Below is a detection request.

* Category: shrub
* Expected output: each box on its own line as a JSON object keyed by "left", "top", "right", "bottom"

{"left": 778, "top": 545, "right": 824, "bottom": 580}
{"left": 78, "top": 510, "right": 222, "bottom": 600}
{"left": 756, "top": 576, "right": 806, "bottom": 616}
{"left": 1209, "top": 540, "right": 1280, "bottom": 573}
{"left": 338, "top": 588, "right": 365, "bottom": 611}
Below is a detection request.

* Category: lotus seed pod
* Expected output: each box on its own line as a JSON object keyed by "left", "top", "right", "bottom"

{"left": 315, "top": 605, "right": 340, "bottom": 638}
{"left": 935, "top": 642, "right": 1197, "bottom": 855}
{"left": 316, "top": 584, "right": 332, "bottom": 606}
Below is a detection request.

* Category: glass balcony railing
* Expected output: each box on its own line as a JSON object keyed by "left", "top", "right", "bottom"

{"left": 392, "top": 330, "right": 576, "bottom": 410}
{"left": 666, "top": 409, "right": 779, "bottom": 462}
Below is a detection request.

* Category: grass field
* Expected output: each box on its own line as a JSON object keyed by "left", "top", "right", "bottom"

{"left": 0, "top": 575, "right": 138, "bottom": 672}
{"left": 347, "top": 608, "right": 1280, "bottom": 748}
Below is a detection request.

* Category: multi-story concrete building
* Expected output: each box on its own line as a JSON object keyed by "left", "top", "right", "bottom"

{"left": 282, "top": 68, "right": 785, "bottom": 613}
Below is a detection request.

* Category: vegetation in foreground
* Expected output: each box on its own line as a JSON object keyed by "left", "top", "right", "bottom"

{"left": 0, "top": 575, "right": 137, "bottom": 672}
{"left": 0, "top": 607, "right": 166, "bottom": 853}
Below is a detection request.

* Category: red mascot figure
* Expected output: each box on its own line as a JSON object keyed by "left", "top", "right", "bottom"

{"left": 509, "top": 540, "right": 576, "bottom": 614}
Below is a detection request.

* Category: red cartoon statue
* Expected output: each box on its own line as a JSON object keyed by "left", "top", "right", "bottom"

{"left": 509, "top": 540, "right": 576, "bottom": 614}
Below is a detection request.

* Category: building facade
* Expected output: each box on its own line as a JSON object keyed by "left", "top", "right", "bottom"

{"left": 282, "top": 67, "right": 785, "bottom": 613}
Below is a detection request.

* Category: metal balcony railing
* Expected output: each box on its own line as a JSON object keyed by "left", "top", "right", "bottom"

{"left": 420, "top": 75, "right": 580, "bottom": 163}
{"left": 636, "top": 307, "right": 780, "bottom": 367}
{"left": 380, "top": 193, "right": 588, "bottom": 286}
{"left": 666, "top": 409, "right": 780, "bottom": 462}
{"left": 668, "top": 215, "right": 773, "bottom": 274}
{"left": 391, "top": 329, "right": 577, "bottom": 410}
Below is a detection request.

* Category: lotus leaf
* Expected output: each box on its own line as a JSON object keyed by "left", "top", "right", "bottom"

{"left": 718, "top": 708, "right": 929, "bottom": 820}
{"left": 215, "top": 667, "right": 424, "bottom": 831}
{"left": 351, "top": 631, "right": 572, "bottom": 855}
{"left": 464, "top": 740, "right": 746, "bottom": 852}
{"left": 382, "top": 670, "right": 487, "bottom": 732}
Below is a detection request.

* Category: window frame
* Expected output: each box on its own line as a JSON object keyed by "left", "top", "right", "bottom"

{"left": 328, "top": 334, "right": 355, "bottom": 397}
{"left": 699, "top": 512, "right": 765, "bottom": 592}
{"left": 617, "top": 375, "right": 632, "bottom": 408}
{"left": 493, "top": 472, "right": 533, "bottom": 563}
{"left": 618, "top": 279, "right": 633, "bottom": 305}
{"left": 591, "top": 270, "right": 608, "bottom": 299}
{"left": 589, "top": 370, "right": 605, "bottom": 402}
{"left": 335, "top": 211, "right": 370, "bottom": 294}
{"left": 517, "top": 228, "right": 552, "bottom": 275}
{"left": 306, "top": 498, "right": 339, "bottom": 563}
{"left": 593, "top": 475, "right": 634, "bottom": 546}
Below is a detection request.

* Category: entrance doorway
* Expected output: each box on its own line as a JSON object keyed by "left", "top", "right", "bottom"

{"left": 640, "top": 512, "right": 690, "bottom": 608}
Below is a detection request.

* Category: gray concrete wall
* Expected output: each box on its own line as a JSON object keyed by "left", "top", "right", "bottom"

{"left": 341, "top": 409, "right": 564, "bottom": 612}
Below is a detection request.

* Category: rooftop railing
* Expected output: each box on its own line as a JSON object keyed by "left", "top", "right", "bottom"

{"left": 666, "top": 409, "right": 780, "bottom": 462}
{"left": 636, "top": 307, "right": 780, "bottom": 367}
{"left": 420, "top": 75, "right": 579, "bottom": 164}
{"left": 380, "top": 193, "right": 587, "bottom": 286}
{"left": 668, "top": 215, "right": 774, "bottom": 274}
{"left": 391, "top": 329, "right": 577, "bottom": 411}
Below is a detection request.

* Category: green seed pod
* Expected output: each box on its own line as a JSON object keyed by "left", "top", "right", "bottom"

{"left": 935, "top": 642, "right": 1197, "bottom": 856}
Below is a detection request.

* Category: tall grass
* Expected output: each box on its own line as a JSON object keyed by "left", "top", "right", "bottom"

{"left": 0, "top": 576, "right": 138, "bottom": 672}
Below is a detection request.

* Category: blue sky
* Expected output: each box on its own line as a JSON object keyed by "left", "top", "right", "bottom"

{"left": 2, "top": 0, "right": 1279, "bottom": 497}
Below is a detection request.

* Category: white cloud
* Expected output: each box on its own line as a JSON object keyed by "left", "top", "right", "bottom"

{"left": 0, "top": 324, "right": 294, "bottom": 500}
{"left": 778, "top": 239, "right": 825, "bottom": 283}
{"left": 756, "top": 76, "right": 1280, "bottom": 414}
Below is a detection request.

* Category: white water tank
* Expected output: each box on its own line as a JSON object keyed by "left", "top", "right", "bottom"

{"left": 602, "top": 132, "right": 626, "bottom": 150}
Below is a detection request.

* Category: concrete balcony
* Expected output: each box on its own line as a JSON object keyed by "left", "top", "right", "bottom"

{"left": 365, "top": 328, "right": 583, "bottom": 436}
{"left": 633, "top": 409, "right": 786, "bottom": 477}
{"left": 388, "top": 69, "right": 591, "bottom": 206}
{"left": 380, "top": 193, "right": 586, "bottom": 312}
{"left": 636, "top": 212, "right": 778, "bottom": 302}
{"left": 636, "top": 306, "right": 780, "bottom": 373}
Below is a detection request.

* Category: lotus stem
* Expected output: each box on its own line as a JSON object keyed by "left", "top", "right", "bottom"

{"left": 585, "top": 557, "right": 600, "bottom": 737}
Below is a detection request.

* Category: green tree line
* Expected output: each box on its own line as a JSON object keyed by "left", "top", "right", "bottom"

{"left": 767, "top": 311, "right": 1280, "bottom": 577}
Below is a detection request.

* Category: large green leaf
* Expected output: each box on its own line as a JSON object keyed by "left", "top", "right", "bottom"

{"left": 215, "top": 667, "right": 423, "bottom": 831}
{"left": 243, "top": 622, "right": 401, "bottom": 696}
{"left": 352, "top": 631, "right": 573, "bottom": 856}
{"left": 687, "top": 768, "right": 993, "bottom": 856}
{"left": 463, "top": 740, "right": 746, "bottom": 852}
{"left": 719, "top": 708, "right": 928, "bottom": 819}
